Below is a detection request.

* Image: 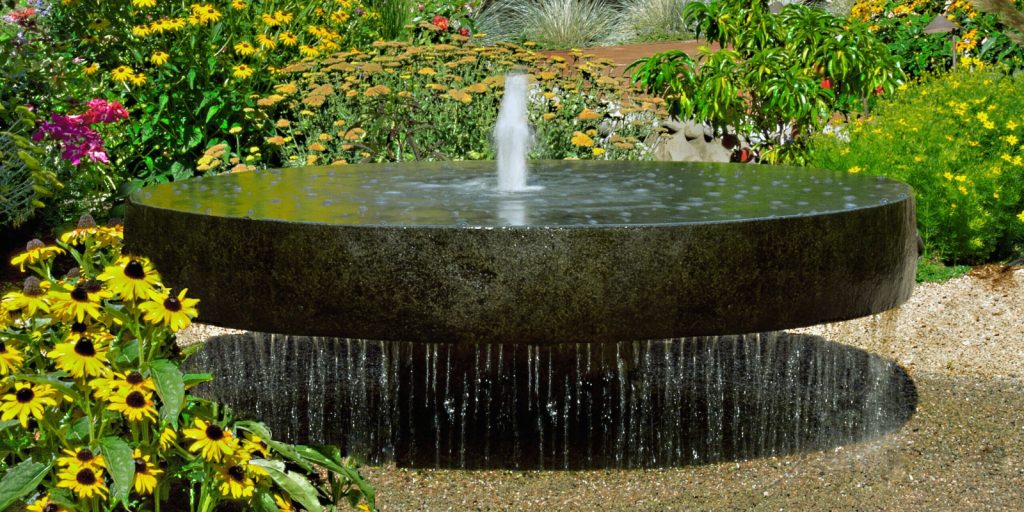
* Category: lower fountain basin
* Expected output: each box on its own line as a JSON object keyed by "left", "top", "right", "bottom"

{"left": 125, "top": 161, "right": 916, "bottom": 343}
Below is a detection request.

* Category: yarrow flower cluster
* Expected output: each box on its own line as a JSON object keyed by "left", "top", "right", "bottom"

{"left": 0, "top": 216, "right": 376, "bottom": 511}
{"left": 31, "top": 99, "right": 128, "bottom": 165}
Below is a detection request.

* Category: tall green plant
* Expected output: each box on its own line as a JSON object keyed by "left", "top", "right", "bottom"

{"left": 627, "top": 0, "right": 901, "bottom": 163}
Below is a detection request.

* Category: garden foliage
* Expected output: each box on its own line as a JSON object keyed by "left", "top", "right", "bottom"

{"left": 850, "top": 0, "right": 1024, "bottom": 77}
{"left": 807, "top": 71, "right": 1024, "bottom": 263}
{"left": 0, "top": 222, "right": 376, "bottom": 511}
{"left": 259, "top": 40, "right": 665, "bottom": 166}
{"left": 627, "top": 0, "right": 901, "bottom": 163}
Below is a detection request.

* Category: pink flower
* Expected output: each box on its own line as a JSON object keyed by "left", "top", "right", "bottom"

{"left": 458, "top": 27, "right": 470, "bottom": 37}
{"left": 432, "top": 15, "right": 449, "bottom": 31}
{"left": 82, "top": 99, "right": 129, "bottom": 124}
{"left": 31, "top": 99, "right": 127, "bottom": 166}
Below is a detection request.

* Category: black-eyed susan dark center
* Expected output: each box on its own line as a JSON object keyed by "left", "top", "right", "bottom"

{"left": 77, "top": 449, "right": 95, "bottom": 462}
{"left": 71, "top": 286, "right": 89, "bottom": 302}
{"left": 134, "top": 458, "right": 149, "bottom": 474}
{"left": 15, "top": 387, "right": 34, "bottom": 403}
{"left": 127, "top": 371, "right": 144, "bottom": 385}
{"left": 205, "top": 424, "right": 224, "bottom": 441}
{"left": 125, "top": 260, "right": 146, "bottom": 279}
{"left": 43, "top": 503, "right": 59, "bottom": 512}
{"left": 76, "top": 468, "right": 97, "bottom": 485}
{"left": 74, "top": 338, "right": 97, "bottom": 357}
{"left": 84, "top": 280, "right": 103, "bottom": 294}
{"left": 0, "top": 342, "right": 7, "bottom": 353}
{"left": 126, "top": 391, "right": 146, "bottom": 408}
{"left": 228, "top": 465, "right": 246, "bottom": 482}
{"left": 71, "top": 322, "right": 87, "bottom": 333}
{"left": 24, "top": 277, "right": 44, "bottom": 296}
{"left": 26, "top": 239, "right": 45, "bottom": 251}
{"left": 164, "top": 297, "right": 183, "bottom": 312}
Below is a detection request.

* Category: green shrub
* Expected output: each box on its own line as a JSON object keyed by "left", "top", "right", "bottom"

{"left": 0, "top": 224, "right": 376, "bottom": 511}
{"left": 850, "top": 0, "right": 1024, "bottom": 78}
{"left": 628, "top": 0, "right": 901, "bottom": 164}
{"left": 616, "top": 0, "right": 692, "bottom": 43}
{"left": 257, "top": 40, "right": 663, "bottom": 166}
{"left": 807, "top": 70, "right": 1024, "bottom": 264}
{"left": 474, "top": 0, "right": 625, "bottom": 48}
{"left": 0, "top": 102, "right": 61, "bottom": 229}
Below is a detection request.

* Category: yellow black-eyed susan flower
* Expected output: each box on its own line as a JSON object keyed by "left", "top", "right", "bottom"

{"left": 91, "top": 369, "right": 156, "bottom": 400}
{"left": 110, "top": 65, "right": 135, "bottom": 82}
{"left": 159, "top": 425, "right": 178, "bottom": 452}
{"left": 108, "top": 389, "right": 158, "bottom": 422}
{"left": 26, "top": 494, "right": 71, "bottom": 512}
{"left": 0, "top": 341, "right": 24, "bottom": 375}
{"left": 132, "top": 0, "right": 156, "bottom": 7}
{"left": 184, "top": 418, "right": 236, "bottom": 461}
{"left": 83, "top": 62, "right": 100, "bottom": 75}
{"left": 234, "top": 41, "right": 258, "bottom": 56}
{"left": 97, "top": 256, "right": 161, "bottom": 302}
{"left": 140, "top": 288, "right": 198, "bottom": 331}
{"left": 58, "top": 447, "right": 106, "bottom": 473}
{"left": 233, "top": 64, "right": 254, "bottom": 79}
{"left": 88, "top": 18, "right": 110, "bottom": 30}
{"left": 0, "top": 381, "right": 59, "bottom": 428}
{"left": 274, "top": 494, "right": 296, "bottom": 512}
{"left": 50, "top": 283, "right": 106, "bottom": 323}
{"left": 48, "top": 335, "right": 109, "bottom": 378}
{"left": 149, "top": 51, "right": 170, "bottom": 66}
{"left": 215, "top": 458, "right": 256, "bottom": 498}
{"left": 132, "top": 449, "right": 162, "bottom": 494}
{"left": 190, "top": 3, "right": 222, "bottom": 24}
{"left": 130, "top": 73, "right": 148, "bottom": 86}
{"left": 9, "top": 239, "right": 64, "bottom": 272}
{"left": 3, "top": 276, "right": 50, "bottom": 316}
{"left": 57, "top": 466, "right": 108, "bottom": 499}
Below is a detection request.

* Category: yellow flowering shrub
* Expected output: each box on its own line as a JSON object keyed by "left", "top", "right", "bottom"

{"left": 807, "top": 70, "right": 1024, "bottom": 263}
{"left": 259, "top": 39, "right": 665, "bottom": 164}
{"left": 0, "top": 216, "right": 376, "bottom": 511}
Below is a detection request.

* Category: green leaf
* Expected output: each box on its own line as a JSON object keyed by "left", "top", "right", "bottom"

{"left": 292, "top": 445, "right": 376, "bottom": 508}
{"left": 205, "top": 104, "right": 222, "bottom": 124}
{"left": 252, "top": 488, "right": 281, "bottom": 512}
{"left": 65, "top": 416, "right": 91, "bottom": 442}
{"left": 20, "top": 372, "right": 81, "bottom": 402}
{"left": 249, "top": 460, "right": 322, "bottom": 512}
{"left": 0, "top": 458, "right": 52, "bottom": 510}
{"left": 234, "top": 421, "right": 312, "bottom": 472}
{"left": 150, "top": 359, "right": 185, "bottom": 426}
{"left": 113, "top": 339, "right": 140, "bottom": 367}
{"left": 0, "top": 419, "right": 20, "bottom": 432}
{"left": 182, "top": 373, "right": 214, "bottom": 388}
{"left": 100, "top": 436, "right": 135, "bottom": 503}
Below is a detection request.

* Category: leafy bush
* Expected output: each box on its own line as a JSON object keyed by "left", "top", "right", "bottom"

{"left": 807, "top": 70, "right": 1024, "bottom": 263}
{"left": 0, "top": 222, "right": 376, "bottom": 511}
{"left": 850, "top": 0, "right": 1024, "bottom": 77}
{"left": 616, "top": 0, "right": 692, "bottom": 43}
{"left": 628, "top": 0, "right": 901, "bottom": 163}
{"left": 37, "top": 0, "right": 393, "bottom": 198}
{"left": 258, "top": 40, "right": 664, "bottom": 166}
{"left": 0, "top": 101, "right": 61, "bottom": 229}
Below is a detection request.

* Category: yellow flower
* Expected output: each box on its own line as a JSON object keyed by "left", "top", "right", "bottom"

{"left": 234, "top": 41, "right": 258, "bottom": 56}
{"left": 0, "top": 340, "right": 24, "bottom": 375}
{"left": 256, "top": 34, "right": 276, "bottom": 49}
{"left": 592, "top": 147, "right": 605, "bottom": 157}
{"left": 215, "top": 458, "right": 256, "bottom": 498}
{"left": 132, "top": 449, "right": 162, "bottom": 495}
{"left": 132, "top": 0, "right": 156, "bottom": 7}
{"left": 130, "top": 73, "right": 147, "bottom": 86}
{"left": 542, "top": 113, "right": 555, "bottom": 120}
{"left": 57, "top": 466, "right": 108, "bottom": 499}
{"left": 27, "top": 494, "right": 71, "bottom": 512}
{"left": 448, "top": 89, "right": 472, "bottom": 103}
{"left": 299, "top": 45, "right": 319, "bottom": 58}
{"left": 108, "top": 388, "right": 158, "bottom": 422}
{"left": 1008, "top": 120, "right": 1019, "bottom": 131}
{"left": 111, "top": 65, "right": 135, "bottom": 82}
{"left": 279, "top": 31, "right": 298, "bottom": 46}
{"left": 1, "top": 382, "right": 59, "bottom": 428}
{"left": 50, "top": 284, "right": 107, "bottom": 323}
{"left": 1005, "top": 135, "right": 1019, "bottom": 146}
{"left": 10, "top": 238, "right": 64, "bottom": 271}
{"left": 274, "top": 494, "right": 297, "bottom": 512}
{"left": 418, "top": 67, "right": 437, "bottom": 76}
{"left": 578, "top": 108, "right": 600, "bottom": 121}
{"left": 83, "top": 62, "right": 100, "bottom": 75}
{"left": 183, "top": 418, "right": 236, "bottom": 461}
{"left": 150, "top": 51, "right": 170, "bottom": 66}
{"left": 231, "top": 0, "right": 245, "bottom": 9}
{"left": 140, "top": 287, "right": 199, "bottom": 331}
{"left": 1017, "top": 210, "right": 1024, "bottom": 223}
{"left": 570, "top": 131, "right": 594, "bottom": 147}
{"left": 159, "top": 426, "right": 178, "bottom": 451}
{"left": 48, "top": 335, "right": 109, "bottom": 378}
{"left": 364, "top": 85, "right": 391, "bottom": 97}
{"left": 58, "top": 447, "right": 106, "bottom": 474}
{"left": 190, "top": 3, "right": 222, "bottom": 24}
{"left": 848, "top": 166, "right": 862, "bottom": 174}
{"left": 233, "top": 64, "right": 254, "bottom": 79}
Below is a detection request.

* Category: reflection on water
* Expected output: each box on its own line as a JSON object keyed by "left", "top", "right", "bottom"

{"left": 187, "top": 332, "right": 917, "bottom": 469}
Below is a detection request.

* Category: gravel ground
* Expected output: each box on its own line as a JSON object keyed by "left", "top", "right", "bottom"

{"left": 181, "top": 267, "right": 1024, "bottom": 511}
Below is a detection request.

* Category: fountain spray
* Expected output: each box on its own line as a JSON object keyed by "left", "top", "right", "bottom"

{"left": 495, "top": 73, "right": 531, "bottom": 192}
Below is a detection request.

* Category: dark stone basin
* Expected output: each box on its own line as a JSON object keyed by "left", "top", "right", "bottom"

{"left": 125, "top": 161, "right": 916, "bottom": 343}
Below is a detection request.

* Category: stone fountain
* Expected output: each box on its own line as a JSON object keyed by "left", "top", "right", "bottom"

{"left": 125, "top": 76, "right": 918, "bottom": 468}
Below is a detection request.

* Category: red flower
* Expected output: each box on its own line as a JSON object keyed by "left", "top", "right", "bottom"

{"left": 433, "top": 15, "right": 449, "bottom": 31}
{"left": 459, "top": 27, "right": 470, "bottom": 37}
{"left": 873, "top": 85, "right": 884, "bottom": 96}
{"left": 820, "top": 78, "right": 833, "bottom": 90}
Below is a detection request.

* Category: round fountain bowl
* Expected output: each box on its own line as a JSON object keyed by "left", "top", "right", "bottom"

{"left": 125, "top": 161, "right": 916, "bottom": 343}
